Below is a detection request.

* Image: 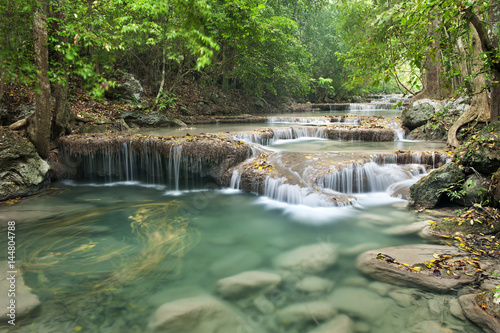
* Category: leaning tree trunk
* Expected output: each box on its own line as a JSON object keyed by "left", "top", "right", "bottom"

{"left": 51, "top": 0, "right": 73, "bottom": 138}
{"left": 30, "top": 0, "right": 52, "bottom": 159}
{"left": 448, "top": 26, "right": 490, "bottom": 147}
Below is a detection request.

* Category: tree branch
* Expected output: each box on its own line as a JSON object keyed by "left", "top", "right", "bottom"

{"left": 463, "top": 7, "right": 500, "bottom": 74}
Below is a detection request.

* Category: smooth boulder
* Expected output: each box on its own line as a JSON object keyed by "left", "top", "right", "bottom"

{"left": 147, "top": 295, "right": 246, "bottom": 333}
{"left": 216, "top": 271, "right": 281, "bottom": 299}
{"left": 357, "top": 244, "right": 474, "bottom": 291}
{"left": 459, "top": 294, "right": 500, "bottom": 333}
{"left": 273, "top": 243, "right": 338, "bottom": 273}
{"left": 277, "top": 301, "right": 337, "bottom": 327}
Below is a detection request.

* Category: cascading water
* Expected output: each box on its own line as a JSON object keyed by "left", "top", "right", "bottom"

{"left": 267, "top": 117, "right": 360, "bottom": 126}
{"left": 59, "top": 135, "right": 252, "bottom": 191}
{"left": 229, "top": 170, "right": 241, "bottom": 189}
{"left": 318, "top": 162, "right": 427, "bottom": 195}
{"left": 263, "top": 176, "right": 351, "bottom": 207}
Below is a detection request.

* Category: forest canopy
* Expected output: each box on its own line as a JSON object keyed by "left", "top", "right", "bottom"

{"left": 0, "top": 0, "right": 498, "bottom": 107}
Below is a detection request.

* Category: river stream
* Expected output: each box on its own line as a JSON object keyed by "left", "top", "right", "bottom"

{"left": 0, "top": 101, "right": 481, "bottom": 333}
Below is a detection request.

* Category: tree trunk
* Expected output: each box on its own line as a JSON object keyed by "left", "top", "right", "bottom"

{"left": 448, "top": 26, "right": 490, "bottom": 147}
{"left": 51, "top": 0, "right": 73, "bottom": 138}
{"left": 413, "top": 18, "right": 445, "bottom": 102}
{"left": 30, "top": 0, "right": 52, "bottom": 158}
{"left": 489, "top": 0, "right": 499, "bottom": 121}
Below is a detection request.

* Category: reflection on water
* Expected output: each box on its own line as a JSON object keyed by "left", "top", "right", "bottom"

{"left": 268, "top": 138, "right": 447, "bottom": 153}
{"left": 0, "top": 182, "right": 481, "bottom": 332}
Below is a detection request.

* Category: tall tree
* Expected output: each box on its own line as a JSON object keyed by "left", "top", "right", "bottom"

{"left": 30, "top": 0, "right": 52, "bottom": 158}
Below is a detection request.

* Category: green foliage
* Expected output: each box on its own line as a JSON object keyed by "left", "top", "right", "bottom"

{"left": 156, "top": 91, "right": 178, "bottom": 113}
{"left": 437, "top": 179, "right": 467, "bottom": 202}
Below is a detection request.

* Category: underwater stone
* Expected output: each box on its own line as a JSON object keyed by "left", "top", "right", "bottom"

{"left": 295, "top": 276, "right": 334, "bottom": 294}
{"left": 307, "top": 314, "right": 355, "bottom": 333}
{"left": 448, "top": 298, "right": 466, "bottom": 321}
{"left": 273, "top": 243, "right": 339, "bottom": 274}
{"left": 216, "top": 271, "right": 282, "bottom": 299}
{"left": 0, "top": 262, "right": 41, "bottom": 320}
{"left": 388, "top": 291, "right": 413, "bottom": 308}
{"left": 277, "top": 301, "right": 337, "bottom": 327}
{"left": 383, "top": 221, "right": 431, "bottom": 236}
{"left": 147, "top": 295, "right": 246, "bottom": 333}
{"left": 410, "top": 320, "right": 459, "bottom": 333}
{"left": 328, "top": 287, "right": 392, "bottom": 322}
{"left": 209, "top": 250, "right": 263, "bottom": 277}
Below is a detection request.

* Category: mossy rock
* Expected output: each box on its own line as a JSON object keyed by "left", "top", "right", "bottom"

{"left": 0, "top": 127, "right": 51, "bottom": 200}
{"left": 456, "top": 122, "right": 500, "bottom": 175}
{"left": 409, "top": 162, "right": 465, "bottom": 208}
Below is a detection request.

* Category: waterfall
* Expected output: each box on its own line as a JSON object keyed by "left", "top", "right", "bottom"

{"left": 348, "top": 103, "right": 401, "bottom": 111}
{"left": 233, "top": 127, "right": 328, "bottom": 145}
{"left": 267, "top": 117, "right": 360, "bottom": 126}
{"left": 263, "top": 177, "right": 350, "bottom": 207}
{"left": 59, "top": 134, "right": 252, "bottom": 190}
{"left": 229, "top": 170, "right": 241, "bottom": 189}
{"left": 318, "top": 162, "right": 426, "bottom": 194}
{"left": 384, "top": 120, "right": 406, "bottom": 141}
{"left": 371, "top": 152, "right": 448, "bottom": 167}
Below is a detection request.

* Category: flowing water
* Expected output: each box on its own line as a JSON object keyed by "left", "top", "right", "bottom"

{"left": 0, "top": 101, "right": 481, "bottom": 333}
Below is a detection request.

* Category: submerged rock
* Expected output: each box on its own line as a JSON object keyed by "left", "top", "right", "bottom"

{"left": 409, "top": 162, "right": 465, "bottom": 208}
{"left": 147, "top": 295, "right": 247, "bottom": 333}
{"left": 307, "top": 314, "right": 354, "bottom": 333}
{"left": 357, "top": 244, "right": 474, "bottom": 291}
{"left": 408, "top": 320, "right": 457, "bottom": 333}
{"left": 216, "top": 271, "right": 282, "bottom": 299}
{"left": 383, "top": 221, "right": 431, "bottom": 236}
{"left": 0, "top": 128, "right": 50, "bottom": 200}
{"left": 276, "top": 301, "right": 337, "bottom": 327}
{"left": 328, "top": 287, "right": 392, "bottom": 322}
{"left": 273, "top": 243, "right": 339, "bottom": 273}
{"left": 209, "top": 250, "right": 262, "bottom": 277}
{"left": 0, "top": 263, "right": 41, "bottom": 321}
{"left": 295, "top": 276, "right": 335, "bottom": 294}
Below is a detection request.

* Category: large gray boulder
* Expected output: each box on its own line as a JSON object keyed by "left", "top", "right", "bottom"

{"left": 0, "top": 128, "right": 50, "bottom": 200}
{"left": 216, "top": 271, "right": 281, "bottom": 299}
{"left": 105, "top": 71, "right": 144, "bottom": 101}
{"left": 147, "top": 295, "right": 249, "bottom": 333}
{"left": 409, "top": 162, "right": 465, "bottom": 208}
{"left": 357, "top": 244, "right": 474, "bottom": 291}
{"left": 402, "top": 99, "right": 443, "bottom": 130}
